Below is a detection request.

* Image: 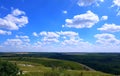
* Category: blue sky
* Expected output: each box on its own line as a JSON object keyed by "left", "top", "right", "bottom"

{"left": 0, "top": 0, "right": 120, "bottom": 52}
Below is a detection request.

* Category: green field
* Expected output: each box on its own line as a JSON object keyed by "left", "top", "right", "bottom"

{"left": 1, "top": 57, "right": 113, "bottom": 76}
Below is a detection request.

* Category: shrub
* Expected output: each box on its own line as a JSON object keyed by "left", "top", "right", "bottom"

{"left": 0, "top": 60, "right": 19, "bottom": 76}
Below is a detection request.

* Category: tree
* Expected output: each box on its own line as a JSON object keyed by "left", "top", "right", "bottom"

{"left": 0, "top": 60, "right": 19, "bottom": 76}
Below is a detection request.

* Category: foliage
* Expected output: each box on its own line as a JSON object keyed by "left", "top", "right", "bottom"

{"left": 47, "top": 53, "right": 120, "bottom": 75}
{"left": 0, "top": 53, "right": 118, "bottom": 75}
{"left": 0, "top": 60, "right": 19, "bottom": 76}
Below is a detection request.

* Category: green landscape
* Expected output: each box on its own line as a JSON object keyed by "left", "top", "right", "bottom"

{"left": 0, "top": 53, "right": 120, "bottom": 76}
{"left": 1, "top": 0, "right": 120, "bottom": 76}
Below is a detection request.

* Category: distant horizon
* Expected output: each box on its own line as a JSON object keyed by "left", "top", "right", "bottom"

{"left": 0, "top": 52, "right": 120, "bottom": 53}
{"left": 0, "top": 0, "right": 120, "bottom": 52}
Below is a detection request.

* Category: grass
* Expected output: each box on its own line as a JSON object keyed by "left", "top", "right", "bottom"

{"left": 4, "top": 57, "right": 86, "bottom": 70}
{"left": 2, "top": 57, "right": 114, "bottom": 76}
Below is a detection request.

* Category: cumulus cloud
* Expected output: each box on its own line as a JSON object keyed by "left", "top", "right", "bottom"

{"left": 58, "top": 31, "right": 81, "bottom": 45}
{"left": 1, "top": 32, "right": 120, "bottom": 52}
{"left": 33, "top": 31, "right": 82, "bottom": 45}
{"left": 4, "top": 39, "right": 23, "bottom": 46}
{"left": 16, "top": 35, "right": 29, "bottom": 39}
{"left": 40, "top": 31, "right": 60, "bottom": 38}
{"left": 112, "top": 0, "right": 120, "bottom": 16}
{"left": 1, "top": 35, "right": 33, "bottom": 52}
{"left": 94, "top": 33, "right": 120, "bottom": 45}
{"left": 63, "top": 10, "right": 99, "bottom": 28}
{"left": 33, "top": 32, "right": 60, "bottom": 43}
{"left": 12, "top": 9, "right": 25, "bottom": 16}
{"left": 39, "top": 32, "right": 60, "bottom": 44}
{"left": 16, "top": 35, "right": 30, "bottom": 42}
{"left": 3, "top": 35, "right": 30, "bottom": 47}
{"left": 61, "top": 38, "right": 80, "bottom": 45}
{"left": 113, "top": 0, "right": 120, "bottom": 7}
{"left": 0, "top": 30, "right": 11, "bottom": 35}
{"left": 98, "top": 23, "right": 120, "bottom": 32}
{"left": 0, "top": 9, "right": 28, "bottom": 30}
{"left": 101, "top": 16, "right": 108, "bottom": 20}
{"left": 57, "top": 31, "right": 78, "bottom": 38}
{"left": 77, "top": 0, "right": 104, "bottom": 6}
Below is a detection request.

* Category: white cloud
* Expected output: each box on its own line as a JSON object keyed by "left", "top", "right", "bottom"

{"left": 16, "top": 35, "right": 30, "bottom": 42}
{"left": 31, "top": 31, "right": 92, "bottom": 52}
{"left": 57, "top": 31, "right": 78, "bottom": 37}
{"left": 101, "top": 16, "right": 108, "bottom": 20}
{"left": 0, "top": 9, "right": 28, "bottom": 30}
{"left": 1, "top": 32, "right": 120, "bottom": 52}
{"left": 0, "top": 30, "right": 11, "bottom": 35}
{"left": 33, "top": 31, "right": 81, "bottom": 45}
{"left": 33, "top": 32, "right": 38, "bottom": 37}
{"left": 77, "top": 0, "right": 104, "bottom": 6}
{"left": 40, "top": 31, "right": 60, "bottom": 44}
{"left": 117, "top": 10, "right": 120, "bottom": 16}
{"left": 61, "top": 38, "right": 80, "bottom": 45}
{"left": 112, "top": 0, "right": 120, "bottom": 16}
{"left": 94, "top": 33, "right": 120, "bottom": 45}
{"left": 42, "top": 38, "right": 59, "bottom": 43}
{"left": 1, "top": 35, "right": 32, "bottom": 52}
{"left": 33, "top": 31, "right": 81, "bottom": 47}
{"left": 35, "top": 31, "right": 79, "bottom": 40}
{"left": 63, "top": 10, "right": 99, "bottom": 28}
{"left": 0, "top": 18, "right": 19, "bottom": 30}
{"left": 40, "top": 31, "right": 60, "bottom": 38}
{"left": 63, "top": 10, "right": 67, "bottom": 14}
{"left": 4, "top": 39, "right": 23, "bottom": 46}
{"left": 113, "top": 0, "right": 120, "bottom": 7}
{"left": 58, "top": 31, "right": 81, "bottom": 45}
{"left": 100, "top": 0, "right": 104, "bottom": 2}
{"left": 3, "top": 35, "right": 30, "bottom": 47}
{"left": 33, "top": 41, "right": 42, "bottom": 48}
{"left": 12, "top": 9, "right": 25, "bottom": 16}
{"left": 16, "top": 35, "right": 29, "bottom": 39}
{"left": 98, "top": 23, "right": 120, "bottom": 32}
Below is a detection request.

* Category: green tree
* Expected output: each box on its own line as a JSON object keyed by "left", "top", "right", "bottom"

{"left": 0, "top": 60, "right": 19, "bottom": 76}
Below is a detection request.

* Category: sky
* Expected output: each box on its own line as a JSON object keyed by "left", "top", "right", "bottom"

{"left": 0, "top": 0, "right": 120, "bottom": 52}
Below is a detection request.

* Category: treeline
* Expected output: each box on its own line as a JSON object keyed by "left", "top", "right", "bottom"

{"left": 48, "top": 53, "right": 120, "bottom": 75}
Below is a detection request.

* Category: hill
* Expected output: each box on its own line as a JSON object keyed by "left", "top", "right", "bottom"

{"left": 1, "top": 57, "right": 113, "bottom": 76}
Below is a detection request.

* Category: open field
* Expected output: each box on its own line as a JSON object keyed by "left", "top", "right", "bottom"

{"left": 0, "top": 53, "right": 119, "bottom": 76}
{"left": 0, "top": 56, "right": 114, "bottom": 76}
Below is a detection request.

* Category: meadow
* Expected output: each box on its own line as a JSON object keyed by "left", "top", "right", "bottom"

{"left": 1, "top": 56, "right": 114, "bottom": 76}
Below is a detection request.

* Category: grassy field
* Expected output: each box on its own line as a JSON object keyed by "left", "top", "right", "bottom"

{"left": 1, "top": 57, "right": 114, "bottom": 76}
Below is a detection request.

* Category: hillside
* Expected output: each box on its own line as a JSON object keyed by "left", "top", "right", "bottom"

{"left": 1, "top": 57, "right": 113, "bottom": 76}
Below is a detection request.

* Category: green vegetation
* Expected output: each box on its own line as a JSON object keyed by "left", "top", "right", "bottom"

{"left": 1, "top": 53, "right": 119, "bottom": 76}
{"left": 4, "top": 57, "right": 86, "bottom": 70}
{"left": 1, "top": 57, "right": 113, "bottom": 76}
{"left": 0, "top": 60, "right": 19, "bottom": 76}
{"left": 48, "top": 53, "right": 120, "bottom": 75}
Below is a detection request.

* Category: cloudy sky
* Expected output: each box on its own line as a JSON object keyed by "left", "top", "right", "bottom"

{"left": 0, "top": 0, "right": 120, "bottom": 52}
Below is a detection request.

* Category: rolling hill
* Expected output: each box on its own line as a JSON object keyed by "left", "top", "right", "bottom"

{"left": 1, "top": 57, "right": 113, "bottom": 76}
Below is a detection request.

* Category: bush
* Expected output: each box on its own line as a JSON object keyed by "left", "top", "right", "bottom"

{"left": 0, "top": 60, "right": 19, "bottom": 76}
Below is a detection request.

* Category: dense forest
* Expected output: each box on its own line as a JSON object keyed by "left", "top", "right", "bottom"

{"left": 48, "top": 53, "right": 120, "bottom": 75}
